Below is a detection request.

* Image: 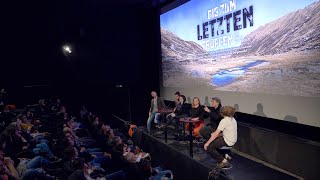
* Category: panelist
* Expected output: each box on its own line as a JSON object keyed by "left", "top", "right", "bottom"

{"left": 173, "top": 91, "right": 181, "bottom": 107}
{"left": 200, "top": 97, "right": 223, "bottom": 141}
{"left": 204, "top": 106, "right": 237, "bottom": 168}
{"left": 147, "top": 91, "right": 165, "bottom": 134}
{"left": 164, "top": 95, "right": 189, "bottom": 130}
{"left": 185, "top": 97, "right": 205, "bottom": 138}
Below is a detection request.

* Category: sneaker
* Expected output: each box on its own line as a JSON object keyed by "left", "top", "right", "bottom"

{"left": 167, "top": 125, "right": 175, "bottom": 129}
{"left": 225, "top": 154, "right": 232, "bottom": 161}
{"left": 217, "top": 161, "right": 229, "bottom": 169}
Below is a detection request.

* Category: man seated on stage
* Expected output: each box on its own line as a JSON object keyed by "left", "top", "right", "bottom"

{"left": 164, "top": 95, "right": 189, "bottom": 131}
{"left": 147, "top": 91, "right": 165, "bottom": 134}
{"left": 204, "top": 106, "right": 237, "bottom": 168}
{"left": 200, "top": 97, "right": 223, "bottom": 141}
{"left": 174, "top": 91, "right": 181, "bottom": 106}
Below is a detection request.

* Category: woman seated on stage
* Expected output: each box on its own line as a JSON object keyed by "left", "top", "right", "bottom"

{"left": 164, "top": 95, "right": 189, "bottom": 130}
{"left": 184, "top": 97, "right": 205, "bottom": 138}
{"left": 204, "top": 106, "right": 237, "bottom": 168}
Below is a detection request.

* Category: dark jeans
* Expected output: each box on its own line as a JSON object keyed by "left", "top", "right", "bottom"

{"left": 206, "top": 136, "right": 228, "bottom": 163}
{"left": 166, "top": 114, "right": 188, "bottom": 131}
{"left": 200, "top": 125, "right": 215, "bottom": 140}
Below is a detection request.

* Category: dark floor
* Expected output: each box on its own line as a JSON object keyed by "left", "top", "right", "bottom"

{"left": 151, "top": 128, "right": 298, "bottom": 180}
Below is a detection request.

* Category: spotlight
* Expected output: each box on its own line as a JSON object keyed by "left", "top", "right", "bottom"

{"left": 62, "top": 44, "right": 72, "bottom": 55}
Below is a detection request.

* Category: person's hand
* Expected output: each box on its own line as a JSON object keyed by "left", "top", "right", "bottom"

{"left": 149, "top": 112, "right": 151, "bottom": 116}
{"left": 204, "top": 106, "right": 210, "bottom": 113}
{"left": 204, "top": 143, "right": 210, "bottom": 150}
{"left": 80, "top": 147, "right": 86, "bottom": 153}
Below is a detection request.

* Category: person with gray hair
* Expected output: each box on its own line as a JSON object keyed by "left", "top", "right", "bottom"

{"left": 200, "top": 97, "right": 223, "bottom": 141}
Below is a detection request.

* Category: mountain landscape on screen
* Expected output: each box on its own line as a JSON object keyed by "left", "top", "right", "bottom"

{"left": 161, "top": 1, "right": 320, "bottom": 97}
{"left": 238, "top": 1, "right": 320, "bottom": 56}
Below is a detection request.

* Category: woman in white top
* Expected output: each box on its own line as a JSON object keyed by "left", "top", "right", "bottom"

{"left": 204, "top": 106, "right": 237, "bottom": 168}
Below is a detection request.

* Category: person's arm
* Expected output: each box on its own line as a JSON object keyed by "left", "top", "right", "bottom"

{"left": 192, "top": 106, "right": 204, "bottom": 120}
{"left": 204, "top": 129, "right": 221, "bottom": 150}
{"left": 160, "top": 97, "right": 165, "bottom": 109}
{"left": 4, "top": 158, "right": 19, "bottom": 180}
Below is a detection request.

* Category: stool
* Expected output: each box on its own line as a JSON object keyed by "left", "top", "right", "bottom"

{"left": 219, "top": 146, "right": 233, "bottom": 169}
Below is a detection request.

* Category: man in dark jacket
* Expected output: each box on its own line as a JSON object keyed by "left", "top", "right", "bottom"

{"left": 147, "top": 91, "right": 165, "bottom": 133}
{"left": 164, "top": 95, "right": 189, "bottom": 130}
{"left": 200, "top": 97, "right": 222, "bottom": 141}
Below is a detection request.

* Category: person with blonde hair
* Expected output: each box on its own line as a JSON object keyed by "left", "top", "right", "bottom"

{"left": 204, "top": 106, "right": 237, "bottom": 168}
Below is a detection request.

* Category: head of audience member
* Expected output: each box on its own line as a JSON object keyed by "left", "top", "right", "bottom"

{"left": 64, "top": 146, "right": 78, "bottom": 160}
{"left": 60, "top": 106, "right": 66, "bottom": 113}
{"left": 94, "top": 116, "right": 99, "bottom": 123}
{"left": 65, "top": 137, "right": 75, "bottom": 147}
{"left": 63, "top": 127, "right": 72, "bottom": 135}
{"left": 211, "top": 97, "right": 221, "bottom": 109}
{"left": 179, "top": 95, "right": 186, "bottom": 104}
{"left": 56, "top": 98, "right": 61, "bottom": 105}
{"left": 21, "top": 114, "right": 28, "bottom": 124}
{"left": 125, "top": 152, "right": 137, "bottom": 163}
{"left": 0, "top": 89, "right": 4, "bottom": 94}
{"left": 101, "top": 124, "right": 110, "bottom": 134}
{"left": 151, "top": 91, "right": 157, "bottom": 98}
{"left": 16, "top": 114, "right": 24, "bottom": 123}
{"left": 192, "top": 97, "right": 201, "bottom": 108}
{"left": 1, "top": 123, "right": 19, "bottom": 142}
{"left": 26, "top": 111, "right": 33, "bottom": 118}
{"left": 115, "top": 143, "right": 129, "bottom": 154}
{"left": 112, "top": 136, "right": 122, "bottom": 146}
{"left": 220, "top": 106, "right": 236, "bottom": 118}
{"left": 107, "top": 129, "right": 115, "bottom": 139}
{"left": 174, "top": 91, "right": 181, "bottom": 102}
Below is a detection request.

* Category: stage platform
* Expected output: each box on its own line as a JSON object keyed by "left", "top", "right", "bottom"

{"left": 146, "top": 128, "right": 300, "bottom": 180}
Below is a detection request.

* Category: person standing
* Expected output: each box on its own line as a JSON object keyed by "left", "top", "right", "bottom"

{"left": 147, "top": 91, "right": 165, "bottom": 134}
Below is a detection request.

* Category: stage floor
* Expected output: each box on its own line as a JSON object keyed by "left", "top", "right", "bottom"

{"left": 151, "top": 129, "right": 299, "bottom": 180}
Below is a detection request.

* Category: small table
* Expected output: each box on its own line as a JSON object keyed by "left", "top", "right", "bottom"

{"left": 179, "top": 117, "right": 200, "bottom": 158}
{"left": 158, "top": 108, "right": 174, "bottom": 143}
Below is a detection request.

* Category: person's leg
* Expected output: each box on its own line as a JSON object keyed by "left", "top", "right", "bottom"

{"left": 165, "top": 114, "right": 174, "bottom": 127}
{"left": 153, "top": 170, "right": 173, "bottom": 180}
{"left": 89, "top": 152, "right": 104, "bottom": 157}
{"left": 154, "top": 113, "right": 161, "bottom": 124}
{"left": 78, "top": 138, "right": 97, "bottom": 147}
{"left": 85, "top": 148, "right": 102, "bottom": 153}
{"left": 26, "top": 156, "right": 50, "bottom": 169}
{"left": 106, "top": 170, "right": 126, "bottom": 180}
{"left": 200, "top": 126, "right": 214, "bottom": 141}
{"left": 206, "top": 137, "right": 228, "bottom": 163}
{"left": 92, "top": 154, "right": 111, "bottom": 164}
{"left": 19, "top": 169, "right": 45, "bottom": 180}
{"left": 147, "top": 112, "right": 156, "bottom": 133}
